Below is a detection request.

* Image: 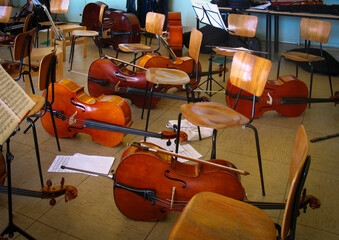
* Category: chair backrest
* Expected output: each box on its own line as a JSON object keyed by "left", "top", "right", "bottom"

{"left": 0, "top": 0, "right": 9, "bottom": 6}
{"left": 228, "top": 14, "right": 258, "bottom": 38}
{"left": 22, "top": 13, "right": 33, "bottom": 32}
{"left": 281, "top": 125, "right": 309, "bottom": 240}
{"left": 98, "top": 3, "right": 107, "bottom": 25}
{"left": 145, "top": 12, "right": 165, "bottom": 36}
{"left": 13, "top": 28, "right": 35, "bottom": 61}
{"left": 0, "top": 5, "right": 12, "bottom": 23}
{"left": 300, "top": 18, "right": 331, "bottom": 44}
{"left": 188, "top": 28, "right": 203, "bottom": 65}
{"left": 38, "top": 50, "right": 57, "bottom": 91}
{"left": 50, "top": 0, "right": 70, "bottom": 14}
{"left": 230, "top": 51, "right": 271, "bottom": 97}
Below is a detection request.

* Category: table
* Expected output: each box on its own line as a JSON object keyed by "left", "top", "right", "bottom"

{"left": 218, "top": 7, "right": 339, "bottom": 60}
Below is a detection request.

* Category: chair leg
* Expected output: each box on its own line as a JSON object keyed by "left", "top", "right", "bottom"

{"left": 186, "top": 86, "right": 202, "bottom": 141}
{"left": 144, "top": 85, "right": 155, "bottom": 141}
{"left": 26, "top": 117, "right": 44, "bottom": 187}
{"left": 309, "top": 64, "right": 314, "bottom": 107}
{"left": 211, "top": 129, "right": 217, "bottom": 160}
{"left": 95, "top": 36, "right": 103, "bottom": 57}
{"left": 23, "top": 117, "right": 39, "bottom": 134}
{"left": 141, "top": 81, "right": 149, "bottom": 119}
{"left": 69, "top": 35, "right": 76, "bottom": 71}
{"left": 245, "top": 123, "right": 265, "bottom": 196}
{"left": 48, "top": 105, "right": 61, "bottom": 151}
{"left": 276, "top": 56, "right": 283, "bottom": 80}
{"left": 327, "top": 62, "right": 333, "bottom": 96}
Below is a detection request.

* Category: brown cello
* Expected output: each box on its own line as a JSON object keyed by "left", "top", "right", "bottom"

{"left": 226, "top": 75, "right": 339, "bottom": 119}
{"left": 41, "top": 79, "right": 132, "bottom": 147}
{"left": 113, "top": 142, "right": 247, "bottom": 221}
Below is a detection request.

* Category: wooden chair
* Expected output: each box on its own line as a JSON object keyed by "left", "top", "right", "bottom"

{"left": 68, "top": 3, "right": 106, "bottom": 71}
{"left": 177, "top": 51, "right": 272, "bottom": 196}
{"left": 24, "top": 50, "right": 60, "bottom": 187}
{"left": 8, "top": 28, "right": 36, "bottom": 94}
{"left": 168, "top": 125, "right": 311, "bottom": 240}
{"left": 115, "top": 12, "right": 165, "bottom": 63}
{"left": 213, "top": 13, "right": 258, "bottom": 82}
{"left": 143, "top": 29, "right": 203, "bottom": 137}
{"left": 277, "top": 18, "right": 332, "bottom": 103}
{"left": 36, "top": 0, "right": 70, "bottom": 46}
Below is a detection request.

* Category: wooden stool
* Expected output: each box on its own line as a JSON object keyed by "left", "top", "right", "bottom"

{"left": 144, "top": 67, "right": 190, "bottom": 138}
{"left": 51, "top": 24, "right": 87, "bottom": 62}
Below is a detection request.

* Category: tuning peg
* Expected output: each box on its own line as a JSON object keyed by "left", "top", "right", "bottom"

{"left": 46, "top": 179, "right": 52, "bottom": 188}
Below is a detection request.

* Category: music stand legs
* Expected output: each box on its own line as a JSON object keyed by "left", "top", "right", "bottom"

{"left": 197, "top": 52, "right": 224, "bottom": 97}
{"left": 1, "top": 137, "right": 36, "bottom": 240}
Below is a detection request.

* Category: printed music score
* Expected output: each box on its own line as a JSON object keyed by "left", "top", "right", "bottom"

{"left": 0, "top": 65, "right": 36, "bottom": 145}
{"left": 145, "top": 137, "right": 202, "bottom": 162}
{"left": 48, "top": 153, "right": 115, "bottom": 176}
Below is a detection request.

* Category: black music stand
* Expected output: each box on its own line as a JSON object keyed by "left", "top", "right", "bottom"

{"left": 192, "top": 0, "right": 229, "bottom": 97}
{"left": 1, "top": 129, "right": 36, "bottom": 240}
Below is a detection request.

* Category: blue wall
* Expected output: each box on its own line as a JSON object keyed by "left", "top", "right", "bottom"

{"left": 12, "top": 0, "right": 339, "bottom": 47}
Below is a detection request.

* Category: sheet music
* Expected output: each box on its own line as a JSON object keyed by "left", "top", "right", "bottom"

{"left": 145, "top": 137, "right": 202, "bottom": 162}
{"left": 48, "top": 153, "right": 115, "bottom": 176}
{"left": 0, "top": 66, "right": 35, "bottom": 118}
{"left": 191, "top": 0, "right": 227, "bottom": 30}
{"left": 0, "top": 65, "right": 36, "bottom": 144}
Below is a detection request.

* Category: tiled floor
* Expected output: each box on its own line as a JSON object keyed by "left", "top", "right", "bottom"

{"left": 0, "top": 31, "right": 338, "bottom": 240}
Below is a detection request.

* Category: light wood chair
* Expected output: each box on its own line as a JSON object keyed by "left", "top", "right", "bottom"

{"left": 68, "top": 3, "right": 106, "bottom": 71}
{"left": 116, "top": 11, "right": 165, "bottom": 63}
{"left": 213, "top": 13, "right": 258, "bottom": 82}
{"left": 36, "top": 0, "right": 70, "bottom": 46}
{"left": 24, "top": 50, "right": 60, "bottom": 187}
{"left": 277, "top": 18, "right": 332, "bottom": 103}
{"left": 143, "top": 29, "right": 203, "bottom": 138}
{"left": 168, "top": 125, "right": 311, "bottom": 240}
{"left": 177, "top": 51, "right": 272, "bottom": 196}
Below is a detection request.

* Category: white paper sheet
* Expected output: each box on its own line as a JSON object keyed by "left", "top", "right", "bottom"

{"left": 48, "top": 153, "right": 115, "bottom": 176}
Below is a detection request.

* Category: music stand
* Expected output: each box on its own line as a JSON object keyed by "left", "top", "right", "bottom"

{"left": 1, "top": 130, "right": 36, "bottom": 240}
{"left": 192, "top": 0, "right": 228, "bottom": 97}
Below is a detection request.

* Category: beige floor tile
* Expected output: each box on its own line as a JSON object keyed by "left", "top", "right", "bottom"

{"left": 1, "top": 30, "right": 338, "bottom": 240}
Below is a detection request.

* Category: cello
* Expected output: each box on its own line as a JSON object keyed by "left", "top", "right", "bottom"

{"left": 41, "top": 79, "right": 132, "bottom": 147}
{"left": 111, "top": 142, "right": 320, "bottom": 221}
{"left": 0, "top": 153, "right": 77, "bottom": 205}
{"left": 81, "top": 2, "right": 141, "bottom": 49}
{"left": 87, "top": 56, "right": 209, "bottom": 108}
{"left": 226, "top": 75, "right": 339, "bottom": 119}
{"left": 166, "top": 12, "right": 183, "bottom": 57}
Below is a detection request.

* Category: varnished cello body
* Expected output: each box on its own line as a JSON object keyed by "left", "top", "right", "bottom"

{"left": 113, "top": 142, "right": 246, "bottom": 221}
{"left": 41, "top": 79, "right": 132, "bottom": 147}
{"left": 81, "top": 2, "right": 141, "bottom": 49}
{"left": 137, "top": 52, "right": 202, "bottom": 90}
{"left": 87, "top": 58, "right": 165, "bottom": 108}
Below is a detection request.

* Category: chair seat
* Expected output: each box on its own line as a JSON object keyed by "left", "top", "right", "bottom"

{"left": 180, "top": 102, "right": 249, "bottom": 129}
{"left": 168, "top": 192, "right": 276, "bottom": 240}
{"left": 118, "top": 43, "right": 154, "bottom": 53}
{"left": 146, "top": 67, "right": 190, "bottom": 85}
{"left": 27, "top": 94, "right": 45, "bottom": 117}
{"left": 281, "top": 51, "right": 325, "bottom": 62}
{"left": 72, "top": 30, "right": 99, "bottom": 37}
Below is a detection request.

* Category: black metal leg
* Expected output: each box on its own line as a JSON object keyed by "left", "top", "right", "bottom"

{"left": 95, "top": 36, "right": 103, "bottom": 57}
{"left": 309, "top": 64, "right": 314, "bottom": 108}
{"left": 175, "top": 113, "right": 182, "bottom": 154}
{"left": 144, "top": 85, "right": 155, "bottom": 141}
{"left": 245, "top": 124, "right": 265, "bottom": 196}
{"left": 1, "top": 138, "right": 36, "bottom": 240}
{"left": 277, "top": 56, "right": 283, "bottom": 80}
{"left": 69, "top": 35, "right": 76, "bottom": 71}
{"left": 26, "top": 118, "right": 44, "bottom": 187}
{"left": 211, "top": 129, "right": 217, "bottom": 160}
{"left": 141, "top": 81, "right": 150, "bottom": 119}
{"left": 48, "top": 105, "right": 61, "bottom": 151}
